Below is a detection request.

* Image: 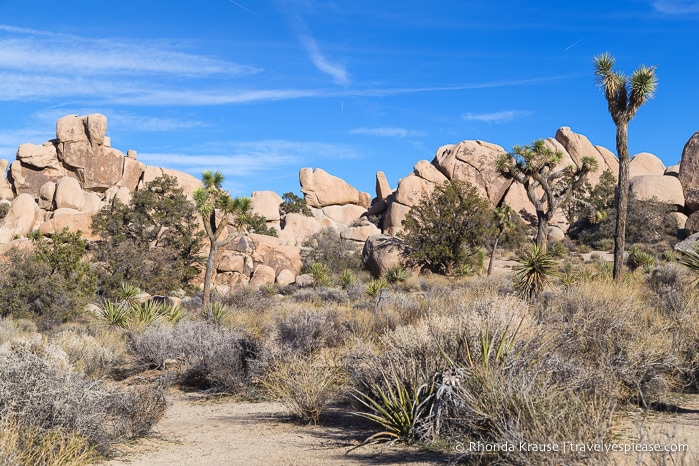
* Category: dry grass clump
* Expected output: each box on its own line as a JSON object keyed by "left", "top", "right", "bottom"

{"left": 258, "top": 353, "right": 345, "bottom": 425}
{"left": 128, "top": 320, "right": 255, "bottom": 391}
{"left": 0, "top": 339, "right": 166, "bottom": 455}
{"left": 51, "top": 327, "right": 127, "bottom": 379}
{"left": 0, "top": 415, "right": 98, "bottom": 466}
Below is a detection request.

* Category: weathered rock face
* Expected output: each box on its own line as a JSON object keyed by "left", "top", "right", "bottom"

{"left": 55, "top": 177, "right": 85, "bottom": 211}
{"left": 0, "top": 194, "right": 40, "bottom": 244}
{"left": 679, "top": 131, "right": 699, "bottom": 212}
{"left": 250, "top": 191, "right": 283, "bottom": 222}
{"left": 629, "top": 152, "right": 666, "bottom": 178}
{"left": 629, "top": 175, "right": 684, "bottom": 208}
{"left": 362, "top": 234, "right": 409, "bottom": 277}
{"left": 9, "top": 159, "right": 66, "bottom": 195}
{"left": 555, "top": 126, "right": 618, "bottom": 185}
{"left": 38, "top": 208, "right": 98, "bottom": 240}
{"left": 249, "top": 265, "right": 278, "bottom": 288}
{"left": 299, "top": 168, "right": 370, "bottom": 208}
{"left": 375, "top": 171, "right": 392, "bottom": 201}
{"left": 340, "top": 218, "right": 381, "bottom": 243}
{"left": 684, "top": 211, "right": 699, "bottom": 235}
{"left": 433, "top": 140, "right": 512, "bottom": 204}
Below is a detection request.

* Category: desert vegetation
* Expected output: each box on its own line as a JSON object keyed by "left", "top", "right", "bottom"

{"left": 0, "top": 141, "right": 697, "bottom": 464}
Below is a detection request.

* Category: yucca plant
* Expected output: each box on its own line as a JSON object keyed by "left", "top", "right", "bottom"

{"left": 114, "top": 282, "right": 143, "bottom": 305}
{"left": 679, "top": 244, "right": 699, "bottom": 284}
{"left": 96, "top": 300, "right": 129, "bottom": 327}
{"left": 204, "top": 302, "right": 230, "bottom": 324}
{"left": 628, "top": 246, "right": 655, "bottom": 272}
{"left": 513, "top": 244, "right": 558, "bottom": 300}
{"left": 383, "top": 266, "right": 410, "bottom": 284}
{"left": 308, "top": 262, "right": 331, "bottom": 287}
{"left": 351, "top": 369, "right": 434, "bottom": 446}
{"left": 455, "top": 263, "right": 474, "bottom": 277}
{"left": 125, "top": 301, "right": 167, "bottom": 331}
{"left": 366, "top": 278, "right": 389, "bottom": 297}
{"left": 338, "top": 269, "right": 356, "bottom": 289}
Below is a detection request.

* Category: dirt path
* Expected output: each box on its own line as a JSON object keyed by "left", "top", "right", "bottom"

{"left": 104, "top": 391, "right": 699, "bottom": 466}
{"left": 104, "top": 391, "right": 450, "bottom": 466}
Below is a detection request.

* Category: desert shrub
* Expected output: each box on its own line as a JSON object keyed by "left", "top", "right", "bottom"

{"left": 51, "top": 328, "right": 126, "bottom": 379}
{"left": 280, "top": 192, "right": 312, "bottom": 217}
{"left": 0, "top": 340, "right": 166, "bottom": 453}
{"left": 301, "top": 228, "right": 363, "bottom": 274}
{"left": 259, "top": 354, "right": 344, "bottom": 424}
{"left": 577, "top": 196, "right": 678, "bottom": 249}
{"left": 0, "top": 202, "right": 10, "bottom": 220}
{"left": 91, "top": 174, "right": 205, "bottom": 297}
{"left": 247, "top": 213, "right": 278, "bottom": 237}
{"left": 546, "top": 240, "right": 568, "bottom": 258}
{"left": 128, "top": 320, "right": 255, "bottom": 390}
{"left": 0, "top": 250, "right": 93, "bottom": 330}
{"left": 219, "top": 286, "right": 280, "bottom": 314}
{"left": 308, "top": 262, "right": 331, "bottom": 287}
{"left": 401, "top": 180, "right": 493, "bottom": 275}
{"left": 273, "top": 309, "right": 341, "bottom": 356}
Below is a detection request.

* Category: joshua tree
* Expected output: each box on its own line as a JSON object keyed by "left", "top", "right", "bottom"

{"left": 487, "top": 204, "right": 517, "bottom": 276}
{"left": 497, "top": 140, "right": 597, "bottom": 249}
{"left": 193, "top": 170, "right": 251, "bottom": 310}
{"left": 593, "top": 52, "right": 657, "bottom": 280}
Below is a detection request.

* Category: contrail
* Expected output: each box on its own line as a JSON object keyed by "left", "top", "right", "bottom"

{"left": 564, "top": 37, "right": 586, "bottom": 51}
{"left": 226, "top": 0, "right": 266, "bottom": 20}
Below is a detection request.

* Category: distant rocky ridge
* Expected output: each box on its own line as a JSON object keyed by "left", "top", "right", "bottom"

{"left": 1, "top": 114, "right": 698, "bottom": 290}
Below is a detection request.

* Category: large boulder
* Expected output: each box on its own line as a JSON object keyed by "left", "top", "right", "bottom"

{"left": 629, "top": 152, "right": 666, "bottom": 178}
{"left": 119, "top": 157, "right": 146, "bottom": 191}
{"left": 299, "top": 168, "right": 370, "bottom": 208}
{"left": 394, "top": 173, "right": 437, "bottom": 206}
{"left": 250, "top": 191, "right": 283, "bottom": 222}
{"left": 678, "top": 131, "right": 699, "bottom": 212}
{"left": 278, "top": 212, "right": 324, "bottom": 246}
{"left": 9, "top": 159, "right": 66, "bottom": 195}
{"left": 59, "top": 142, "right": 124, "bottom": 191}
{"left": 629, "top": 175, "right": 684, "bottom": 208}
{"left": 432, "top": 140, "right": 512, "bottom": 204}
{"left": 340, "top": 219, "right": 381, "bottom": 243}
{"left": 56, "top": 115, "right": 88, "bottom": 143}
{"left": 232, "top": 233, "right": 302, "bottom": 276}
{"left": 38, "top": 208, "right": 99, "bottom": 240}
{"left": 685, "top": 211, "right": 699, "bottom": 235}
{"left": 217, "top": 251, "right": 254, "bottom": 275}
{"left": 0, "top": 194, "right": 40, "bottom": 244}
{"left": 383, "top": 200, "right": 411, "bottom": 236}
{"left": 375, "top": 171, "right": 392, "bottom": 201}
{"left": 249, "top": 265, "right": 276, "bottom": 288}
{"left": 362, "top": 234, "right": 409, "bottom": 278}
{"left": 16, "top": 142, "right": 62, "bottom": 170}
{"left": 54, "top": 176, "right": 85, "bottom": 211}
{"left": 38, "top": 181, "right": 56, "bottom": 210}
{"left": 321, "top": 204, "right": 366, "bottom": 224}
{"left": 554, "top": 127, "right": 616, "bottom": 186}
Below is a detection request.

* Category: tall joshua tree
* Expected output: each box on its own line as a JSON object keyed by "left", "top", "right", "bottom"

{"left": 497, "top": 140, "right": 597, "bottom": 249}
{"left": 594, "top": 52, "right": 657, "bottom": 280}
{"left": 193, "top": 170, "right": 251, "bottom": 309}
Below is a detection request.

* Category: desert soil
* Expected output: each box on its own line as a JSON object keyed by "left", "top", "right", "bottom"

{"left": 103, "top": 390, "right": 452, "bottom": 466}
{"left": 103, "top": 390, "right": 699, "bottom": 466}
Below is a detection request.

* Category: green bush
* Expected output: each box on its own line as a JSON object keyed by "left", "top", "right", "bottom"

{"left": 401, "top": 180, "right": 493, "bottom": 275}
{"left": 92, "top": 174, "right": 205, "bottom": 297}
{"left": 0, "top": 248, "right": 94, "bottom": 329}
{"left": 247, "top": 213, "right": 278, "bottom": 237}
{"left": 301, "top": 228, "right": 363, "bottom": 274}
{"left": 280, "top": 192, "right": 312, "bottom": 217}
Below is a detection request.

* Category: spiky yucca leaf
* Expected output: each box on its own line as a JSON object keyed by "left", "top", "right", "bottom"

{"left": 514, "top": 244, "right": 558, "bottom": 300}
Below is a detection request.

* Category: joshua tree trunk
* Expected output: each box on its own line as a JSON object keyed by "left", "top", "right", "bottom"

{"left": 487, "top": 230, "right": 505, "bottom": 276}
{"left": 536, "top": 210, "right": 548, "bottom": 250}
{"left": 613, "top": 121, "right": 630, "bottom": 281}
{"left": 202, "top": 242, "right": 219, "bottom": 310}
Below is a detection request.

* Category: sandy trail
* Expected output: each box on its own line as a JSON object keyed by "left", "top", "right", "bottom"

{"left": 104, "top": 390, "right": 699, "bottom": 466}
{"left": 104, "top": 391, "right": 449, "bottom": 466}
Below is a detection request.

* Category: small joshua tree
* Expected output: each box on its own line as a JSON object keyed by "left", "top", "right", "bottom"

{"left": 193, "top": 171, "right": 251, "bottom": 309}
{"left": 496, "top": 140, "right": 597, "bottom": 249}
{"left": 487, "top": 204, "right": 517, "bottom": 276}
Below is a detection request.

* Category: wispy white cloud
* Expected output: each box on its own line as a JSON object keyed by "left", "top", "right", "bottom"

{"left": 0, "top": 24, "right": 257, "bottom": 77}
{"left": 350, "top": 127, "right": 425, "bottom": 138}
{"left": 297, "top": 32, "right": 349, "bottom": 85}
{"left": 140, "top": 140, "right": 361, "bottom": 179}
{"left": 463, "top": 110, "right": 532, "bottom": 123}
{"left": 652, "top": 0, "right": 699, "bottom": 13}
{"left": 31, "top": 108, "right": 207, "bottom": 132}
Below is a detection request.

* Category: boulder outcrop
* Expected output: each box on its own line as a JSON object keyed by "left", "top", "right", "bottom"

{"left": 362, "top": 234, "right": 409, "bottom": 278}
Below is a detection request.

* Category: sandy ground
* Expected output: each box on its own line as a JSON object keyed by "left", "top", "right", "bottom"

{"left": 103, "top": 390, "right": 699, "bottom": 466}
{"left": 104, "top": 391, "right": 452, "bottom": 466}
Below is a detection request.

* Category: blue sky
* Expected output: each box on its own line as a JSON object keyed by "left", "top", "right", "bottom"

{"left": 0, "top": 0, "right": 697, "bottom": 197}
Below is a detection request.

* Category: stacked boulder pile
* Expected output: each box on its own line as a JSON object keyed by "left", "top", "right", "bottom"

{"left": 2, "top": 114, "right": 698, "bottom": 288}
{"left": 372, "top": 126, "right": 685, "bottom": 239}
